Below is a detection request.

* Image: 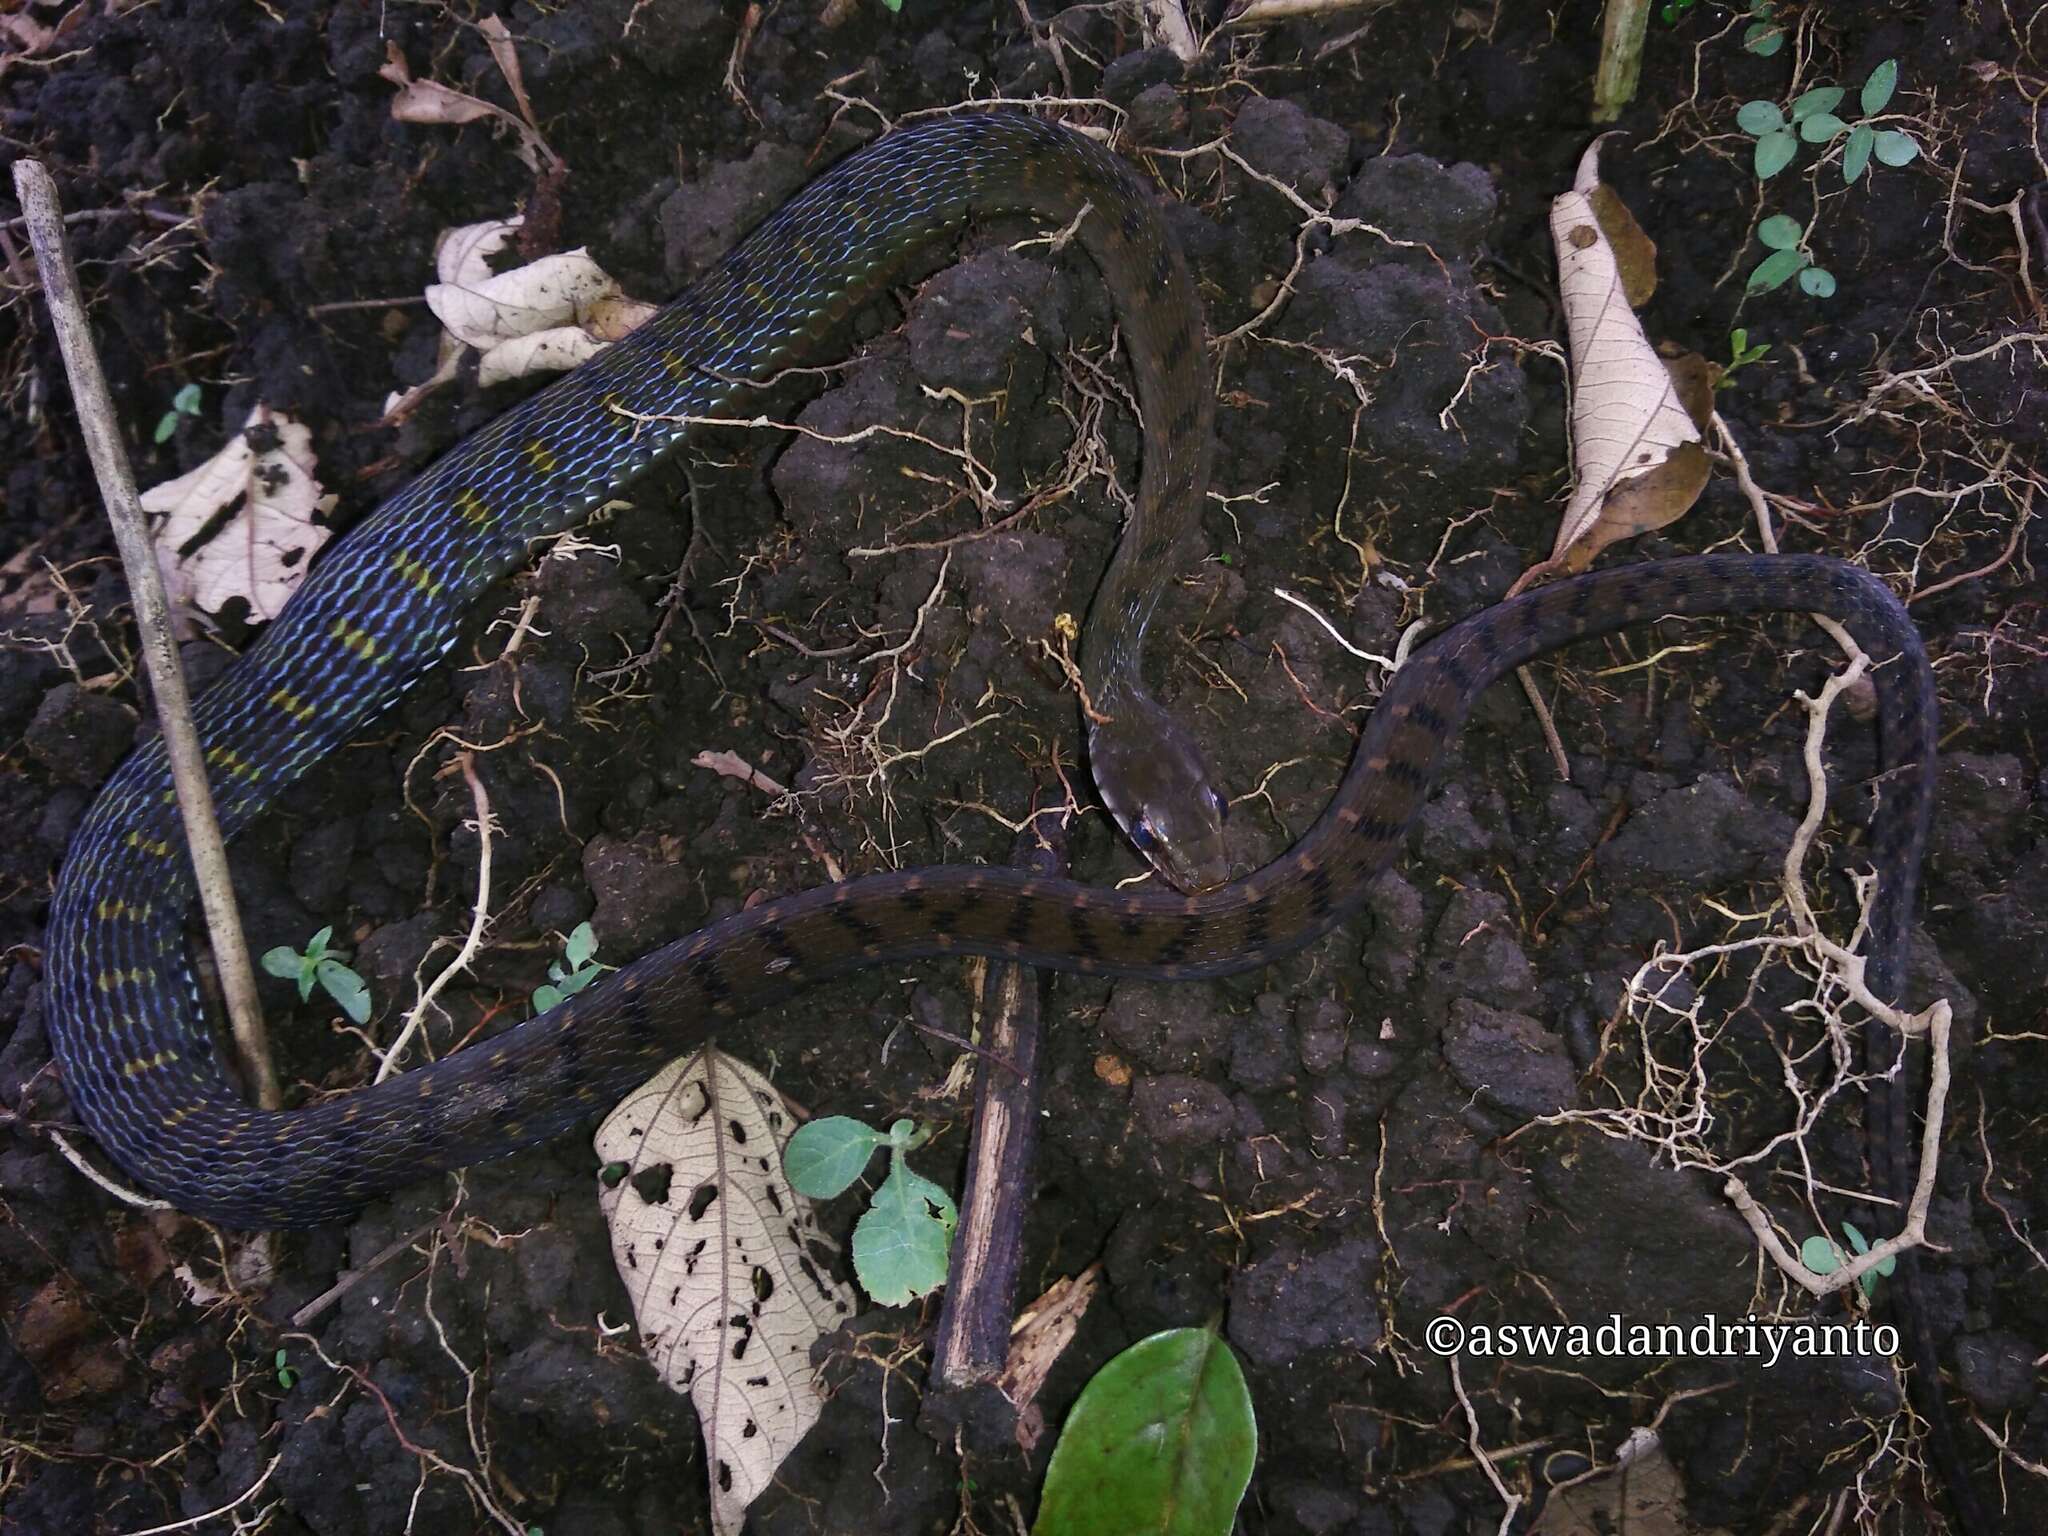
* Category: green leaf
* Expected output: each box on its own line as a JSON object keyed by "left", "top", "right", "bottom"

{"left": 1754, "top": 130, "right": 1798, "bottom": 180}
{"left": 261, "top": 946, "right": 305, "bottom": 980}
{"left": 1730, "top": 328, "right": 1749, "bottom": 354}
{"left": 533, "top": 984, "right": 563, "bottom": 1012}
{"left": 1736, "top": 99, "right": 1785, "bottom": 136}
{"left": 1798, "top": 266, "right": 1837, "bottom": 298}
{"left": 153, "top": 412, "right": 179, "bottom": 445}
{"left": 851, "top": 1164, "right": 956, "bottom": 1304}
{"left": 172, "top": 382, "right": 204, "bottom": 415}
{"left": 1744, "top": 23, "right": 1783, "bottom": 55}
{"left": 1844, "top": 122, "right": 1875, "bottom": 184}
{"left": 1861, "top": 58, "right": 1898, "bottom": 116}
{"left": 1801, "top": 1235, "right": 1844, "bottom": 1274}
{"left": 1842, "top": 1221, "right": 1870, "bottom": 1254}
{"left": 1757, "top": 214, "right": 1804, "bottom": 250}
{"left": 1034, "top": 1328, "right": 1257, "bottom": 1536}
{"left": 1798, "top": 112, "right": 1847, "bottom": 143}
{"left": 1747, "top": 248, "right": 1807, "bottom": 294}
{"left": 564, "top": 921, "right": 598, "bottom": 969}
{"left": 1790, "top": 86, "right": 1844, "bottom": 122}
{"left": 316, "top": 960, "right": 371, "bottom": 1024}
{"left": 1874, "top": 129, "right": 1919, "bottom": 167}
{"left": 783, "top": 1116, "right": 887, "bottom": 1199}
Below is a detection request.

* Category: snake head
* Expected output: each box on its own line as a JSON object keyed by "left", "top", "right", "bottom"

{"left": 1089, "top": 700, "right": 1230, "bottom": 893}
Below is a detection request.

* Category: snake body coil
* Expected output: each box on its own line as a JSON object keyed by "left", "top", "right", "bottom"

{"left": 49, "top": 116, "right": 1935, "bottom": 1247}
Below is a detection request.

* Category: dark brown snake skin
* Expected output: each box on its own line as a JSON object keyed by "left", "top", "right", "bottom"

{"left": 43, "top": 112, "right": 1982, "bottom": 1530}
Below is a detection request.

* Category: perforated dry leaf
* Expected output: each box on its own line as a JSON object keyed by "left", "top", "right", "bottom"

{"left": 596, "top": 1045, "right": 856, "bottom": 1536}
{"left": 141, "top": 405, "right": 331, "bottom": 626}
{"left": 1549, "top": 139, "right": 1709, "bottom": 572}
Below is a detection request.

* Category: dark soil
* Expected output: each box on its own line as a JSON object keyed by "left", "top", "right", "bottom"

{"left": 3, "top": 2, "right": 2044, "bottom": 1533}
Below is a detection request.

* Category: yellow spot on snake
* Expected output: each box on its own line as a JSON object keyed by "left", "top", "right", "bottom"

{"left": 392, "top": 550, "right": 443, "bottom": 598}
{"left": 742, "top": 280, "right": 769, "bottom": 305}
{"left": 123, "top": 830, "right": 172, "bottom": 858}
{"left": 163, "top": 1105, "right": 198, "bottom": 1128}
{"left": 270, "top": 687, "right": 317, "bottom": 723}
{"left": 661, "top": 349, "right": 690, "bottom": 380}
{"left": 123, "top": 1049, "right": 175, "bottom": 1077}
{"left": 330, "top": 619, "right": 380, "bottom": 662}
{"left": 205, "top": 743, "right": 259, "bottom": 780}
{"left": 454, "top": 488, "right": 491, "bottom": 526}
{"left": 523, "top": 438, "right": 559, "bottom": 474}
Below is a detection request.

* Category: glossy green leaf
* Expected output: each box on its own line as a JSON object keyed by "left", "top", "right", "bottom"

{"left": 783, "top": 1115, "right": 887, "bottom": 1199}
{"left": 1744, "top": 22, "right": 1783, "bottom": 55}
{"left": 1861, "top": 58, "right": 1898, "bottom": 116}
{"left": 1747, "top": 248, "right": 1806, "bottom": 294}
{"left": 851, "top": 1163, "right": 956, "bottom": 1303}
{"left": 1797, "top": 266, "right": 1837, "bottom": 298}
{"left": 1790, "top": 86, "right": 1844, "bottom": 121}
{"left": 1798, "top": 113, "right": 1846, "bottom": 143}
{"left": 1754, "top": 130, "right": 1798, "bottom": 180}
{"left": 1757, "top": 215, "right": 1803, "bottom": 250}
{"left": 1034, "top": 1328, "right": 1256, "bottom": 1536}
{"left": 1736, "top": 99, "right": 1785, "bottom": 136}
{"left": 1874, "top": 130, "right": 1919, "bottom": 167}
{"left": 1843, "top": 122, "right": 1875, "bottom": 185}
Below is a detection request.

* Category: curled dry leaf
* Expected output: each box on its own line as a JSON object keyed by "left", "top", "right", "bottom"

{"left": 376, "top": 35, "right": 557, "bottom": 174}
{"left": 596, "top": 1046, "right": 856, "bottom": 1536}
{"left": 141, "top": 406, "right": 332, "bottom": 628}
{"left": 1549, "top": 139, "right": 1710, "bottom": 573}
{"left": 383, "top": 214, "right": 657, "bottom": 418}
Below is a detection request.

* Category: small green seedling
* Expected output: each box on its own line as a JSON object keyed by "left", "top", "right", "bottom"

{"left": 1738, "top": 59, "right": 1919, "bottom": 184}
{"left": 783, "top": 1115, "right": 956, "bottom": 1304}
{"left": 1742, "top": 0, "right": 1784, "bottom": 56}
{"left": 261, "top": 926, "right": 371, "bottom": 1024}
{"left": 274, "top": 1348, "right": 297, "bottom": 1390}
{"left": 1800, "top": 1220, "right": 1896, "bottom": 1300}
{"left": 1717, "top": 327, "right": 1772, "bottom": 388}
{"left": 533, "top": 921, "right": 606, "bottom": 1013}
{"left": 1747, "top": 214, "right": 1836, "bottom": 298}
{"left": 153, "top": 382, "right": 204, "bottom": 445}
{"left": 1659, "top": 0, "right": 1698, "bottom": 23}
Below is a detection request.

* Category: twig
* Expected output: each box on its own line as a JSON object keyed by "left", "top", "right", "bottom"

{"left": 120, "top": 1454, "right": 282, "bottom": 1535}
{"left": 13, "top": 159, "right": 278, "bottom": 1108}
{"left": 1449, "top": 1356, "right": 1525, "bottom": 1535}
{"left": 377, "top": 752, "right": 496, "bottom": 1082}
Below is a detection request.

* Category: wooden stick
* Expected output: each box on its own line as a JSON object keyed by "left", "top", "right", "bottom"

{"left": 13, "top": 159, "right": 279, "bottom": 1110}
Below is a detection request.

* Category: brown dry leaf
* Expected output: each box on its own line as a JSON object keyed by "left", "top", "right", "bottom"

{"left": 14, "top": 1278, "right": 124, "bottom": 1402}
{"left": 1530, "top": 1433, "right": 1724, "bottom": 1536}
{"left": 998, "top": 1264, "right": 1102, "bottom": 1452}
{"left": 141, "top": 406, "right": 331, "bottom": 626}
{"left": 1549, "top": 138, "right": 1707, "bottom": 570}
{"left": 376, "top": 39, "right": 557, "bottom": 173}
{"left": 596, "top": 1046, "right": 856, "bottom": 1536}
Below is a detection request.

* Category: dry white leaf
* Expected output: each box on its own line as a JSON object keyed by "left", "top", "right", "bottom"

{"left": 596, "top": 1046, "right": 855, "bottom": 1536}
{"left": 1549, "top": 139, "right": 1707, "bottom": 571}
{"left": 141, "top": 406, "right": 331, "bottom": 625}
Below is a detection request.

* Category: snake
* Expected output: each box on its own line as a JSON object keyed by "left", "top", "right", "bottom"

{"left": 43, "top": 110, "right": 1981, "bottom": 1528}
